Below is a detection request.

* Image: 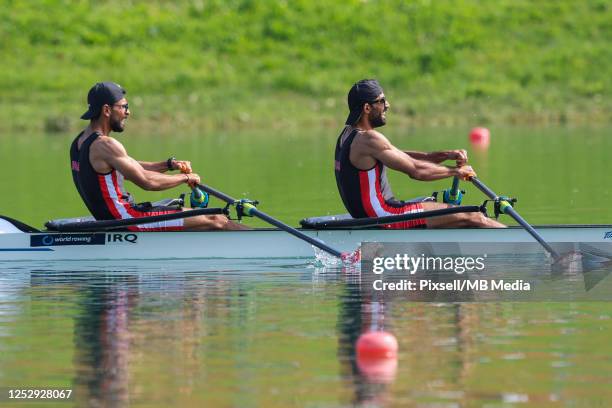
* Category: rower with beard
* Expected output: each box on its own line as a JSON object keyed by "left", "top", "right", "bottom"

{"left": 70, "top": 82, "right": 247, "bottom": 231}
{"left": 334, "top": 79, "right": 504, "bottom": 228}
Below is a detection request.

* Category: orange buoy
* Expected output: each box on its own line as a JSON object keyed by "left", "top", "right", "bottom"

{"left": 356, "top": 331, "right": 398, "bottom": 359}
{"left": 469, "top": 127, "right": 490, "bottom": 147}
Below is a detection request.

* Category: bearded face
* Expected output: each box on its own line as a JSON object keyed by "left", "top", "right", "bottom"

{"left": 108, "top": 101, "right": 128, "bottom": 132}
{"left": 368, "top": 107, "right": 387, "bottom": 128}
{"left": 110, "top": 114, "right": 125, "bottom": 132}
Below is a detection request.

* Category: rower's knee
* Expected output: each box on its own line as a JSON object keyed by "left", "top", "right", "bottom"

{"left": 470, "top": 212, "right": 489, "bottom": 227}
{"left": 468, "top": 212, "right": 503, "bottom": 227}
{"left": 186, "top": 214, "right": 231, "bottom": 231}
{"left": 454, "top": 212, "right": 489, "bottom": 227}
{"left": 208, "top": 214, "right": 230, "bottom": 230}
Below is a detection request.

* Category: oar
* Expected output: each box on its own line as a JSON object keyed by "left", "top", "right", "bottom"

{"left": 197, "top": 183, "right": 355, "bottom": 260}
{"left": 470, "top": 177, "right": 561, "bottom": 260}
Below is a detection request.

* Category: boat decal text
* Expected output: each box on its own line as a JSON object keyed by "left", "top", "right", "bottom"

{"left": 605, "top": 231, "right": 612, "bottom": 240}
{"left": 107, "top": 233, "right": 138, "bottom": 243}
{"left": 31, "top": 234, "right": 106, "bottom": 247}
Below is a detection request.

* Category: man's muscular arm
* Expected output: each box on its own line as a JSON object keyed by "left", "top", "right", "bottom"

{"left": 93, "top": 137, "right": 199, "bottom": 191}
{"left": 138, "top": 161, "right": 171, "bottom": 173}
{"left": 359, "top": 131, "right": 474, "bottom": 181}
{"left": 139, "top": 159, "right": 192, "bottom": 173}
{"left": 404, "top": 150, "right": 468, "bottom": 165}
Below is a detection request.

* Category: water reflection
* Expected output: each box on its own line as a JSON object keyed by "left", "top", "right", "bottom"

{"left": 0, "top": 257, "right": 611, "bottom": 407}
{"left": 328, "top": 253, "right": 612, "bottom": 406}
{"left": 332, "top": 262, "right": 508, "bottom": 406}
{"left": 71, "top": 277, "right": 134, "bottom": 407}
{"left": 335, "top": 265, "right": 396, "bottom": 406}
{"left": 24, "top": 259, "right": 316, "bottom": 407}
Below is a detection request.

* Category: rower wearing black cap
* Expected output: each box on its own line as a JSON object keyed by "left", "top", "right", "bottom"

{"left": 69, "top": 81, "right": 247, "bottom": 231}
{"left": 334, "top": 79, "right": 505, "bottom": 228}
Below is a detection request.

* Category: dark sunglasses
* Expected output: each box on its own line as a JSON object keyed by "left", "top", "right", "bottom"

{"left": 368, "top": 97, "right": 386, "bottom": 106}
{"left": 111, "top": 103, "right": 129, "bottom": 112}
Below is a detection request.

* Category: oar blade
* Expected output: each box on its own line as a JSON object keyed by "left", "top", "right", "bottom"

{"left": 313, "top": 246, "right": 361, "bottom": 266}
{"left": 551, "top": 248, "right": 612, "bottom": 274}
{"left": 577, "top": 244, "right": 612, "bottom": 272}
{"left": 341, "top": 248, "right": 362, "bottom": 264}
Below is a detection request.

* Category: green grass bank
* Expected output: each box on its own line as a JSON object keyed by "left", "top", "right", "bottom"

{"left": 1, "top": 0, "right": 610, "bottom": 134}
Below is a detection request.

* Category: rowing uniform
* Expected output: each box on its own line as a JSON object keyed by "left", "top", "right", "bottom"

{"left": 70, "top": 131, "right": 184, "bottom": 231}
{"left": 334, "top": 126, "right": 426, "bottom": 229}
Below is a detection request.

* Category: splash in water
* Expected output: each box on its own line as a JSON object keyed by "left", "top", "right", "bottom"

{"left": 313, "top": 245, "right": 361, "bottom": 267}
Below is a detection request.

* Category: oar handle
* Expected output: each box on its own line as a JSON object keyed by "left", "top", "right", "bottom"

{"left": 197, "top": 183, "right": 344, "bottom": 258}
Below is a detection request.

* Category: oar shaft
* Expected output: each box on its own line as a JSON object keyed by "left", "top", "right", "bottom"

{"left": 471, "top": 177, "right": 560, "bottom": 259}
{"left": 470, "top": 177, "right": 498, "bottom": 200}
{"left": 198, "top": 183, "right": 343, "bottom": 257}
{"left": 504, "top": 206, "right": 559, "bottom": 257}
{"left": 198, "top": 184, "right": 236, "bottom": 204}
{"left": 251, "top": 208, "right": 343, "bottom": 257}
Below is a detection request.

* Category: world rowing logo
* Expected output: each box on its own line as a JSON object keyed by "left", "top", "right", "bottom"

{"left": 605, "top": 231, "right": 612, "bottom": 240}
{"left": 31, "top": 234, "right": 106, "bottom": 247}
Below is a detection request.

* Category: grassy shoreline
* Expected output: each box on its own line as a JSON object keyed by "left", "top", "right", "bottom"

{"left": 2, "top": 0, "right": 610, "bottom": 134}
{"left": 5, "top": 93, "right": 610, "bottom": 136}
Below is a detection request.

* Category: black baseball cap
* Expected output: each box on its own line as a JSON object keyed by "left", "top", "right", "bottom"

{"left": 345, "top": 79, "right": 384, "bottom": 125}
{"left": 81, "top": 82, "right": 126, "bottom": 120}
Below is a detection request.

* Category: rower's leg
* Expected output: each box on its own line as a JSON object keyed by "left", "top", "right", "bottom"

{"left": 183, "top": 211, "right": 250, "bottom": 231}
{"left": 421, "top": 202, "right": 506, "bottom": 228}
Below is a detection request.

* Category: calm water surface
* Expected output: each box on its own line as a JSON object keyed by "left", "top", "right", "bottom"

{"left": 0, "top": 126, "right": 611, "bottom": 407}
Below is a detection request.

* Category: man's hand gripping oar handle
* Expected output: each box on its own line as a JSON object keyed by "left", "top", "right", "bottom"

{"left": 177, "top": 163, "right": 209, "bottom": 208}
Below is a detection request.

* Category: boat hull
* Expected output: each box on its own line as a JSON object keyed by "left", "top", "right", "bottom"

{"left": 1, "top": 225, "right": 611, "bottom": 261}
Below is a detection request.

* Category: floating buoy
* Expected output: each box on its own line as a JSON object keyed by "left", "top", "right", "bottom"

{"left": 470, "top": 127, "right": 491, "bottom": 150}
{"left": 356, "top": 331, "right": 399, "bottom": 383}
{"left": 469, "top": 127, "right": 490, "bottom": 148}
{"left": 356, "top": 331, "right": 398, "bottom": 359}
{"left": 356, "top": 354, "right": 398, "bottom": 383}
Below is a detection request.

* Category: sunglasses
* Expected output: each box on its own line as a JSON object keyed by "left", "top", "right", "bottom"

{"left": 111, "top": 103, "right": 129, "bottom": 112}
{"left": 368, "top": 97, "right": 386, "bottom": 106}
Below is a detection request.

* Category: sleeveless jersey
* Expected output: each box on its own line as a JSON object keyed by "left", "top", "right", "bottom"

{"left": 334, "top": 126, "right": 426, "bottom": 229}
{"left": 70, "top": 132, "right": 183, "bottom": 231}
